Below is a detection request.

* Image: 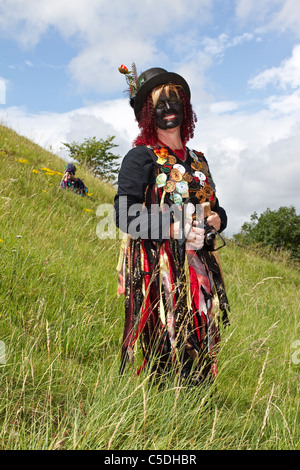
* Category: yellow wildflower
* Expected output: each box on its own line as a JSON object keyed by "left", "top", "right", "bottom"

{"left": 32, "top": 169, "right": 40, "bottom": 174}
{"left": 18, "top": 158, "right": 29, "bottom": 164}
{"left": 0, "top": 239, "right": 3, "bottom": 243}
{"left": 83, "top": 208, "right": 94, "bottom": 213}
{"left": 42, "top": 190, "right": 47, "bottom": 193}
{"left": 41, "top": 168, "right": 64, "bottom": 176}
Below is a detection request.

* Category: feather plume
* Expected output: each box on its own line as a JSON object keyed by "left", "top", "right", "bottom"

{"left": 126, "top": 63, "right": 138, "bottom": 97}
{"left": 131, "top": 63, "right": 138, "bottom": 83}
{"left": 118, "top": 62, "right": 138, "bottom": 98}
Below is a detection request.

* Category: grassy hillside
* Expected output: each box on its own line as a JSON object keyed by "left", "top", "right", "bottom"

{"left": 0, "top": 124, "right": 299, "bottom": 450}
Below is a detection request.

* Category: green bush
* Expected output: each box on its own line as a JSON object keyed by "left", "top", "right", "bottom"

{"left": 234, "top": 206, "right": 300, "bottom": 260}
{"left": 62, "top": 136, "right": 121, "bottom": 183}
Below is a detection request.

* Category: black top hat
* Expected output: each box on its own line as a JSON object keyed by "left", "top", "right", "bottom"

{"left": 131, "top": 67, "right": 191, "bottom": 120}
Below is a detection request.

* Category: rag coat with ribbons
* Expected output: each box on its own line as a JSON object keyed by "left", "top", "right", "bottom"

{"left": 114, "top": 145, "right": 230, "bottom": 382}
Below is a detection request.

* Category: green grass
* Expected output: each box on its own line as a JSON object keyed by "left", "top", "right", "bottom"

{"left": 0, "top": 123, "right": 299, "bottom": 450}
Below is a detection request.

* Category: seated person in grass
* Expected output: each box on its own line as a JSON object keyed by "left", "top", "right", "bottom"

{"left": 60, "top": 163, "right": 88, "bottom": 196}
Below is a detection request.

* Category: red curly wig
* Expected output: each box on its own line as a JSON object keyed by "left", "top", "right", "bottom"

{"left": 133, "top": 86, "right": 197, "bottom": 147}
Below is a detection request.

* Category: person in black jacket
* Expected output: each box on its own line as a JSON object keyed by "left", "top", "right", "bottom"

{"left": 114, "top": 66, "right": 230, "bottom": 383}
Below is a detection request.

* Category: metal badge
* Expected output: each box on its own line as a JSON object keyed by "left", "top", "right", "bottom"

{"left": 167, "top": 155, "right": 177, "bottom": 165}
{"left": 156, "top": 157, "right": 167, "bottom": 165}
{"left": 173, "top": 163, "right": 186, "bottom": 175}
{"left": 195, "top": 189, "right": 205, "bottom": 203}
{"left": 189, "top": 150, "right": 200, "bottom": 160}
{"left": 161, "top": 163, "right": 173, "bottom": 173}
{"left": 181, "top": 189, "right": 189, "bottom": 198}
{"left": 194, "top": 150, "right": 204, "bottom": 158}
{"left": 203, "top": 185, "right": 214, "bottom": 199}
{"left": 183, "top": 172, "right": 193, "bottom": 183}
{"left": 191, "top": 161, "right": 202, "bottom": 171}
{"left": 170, "top": 168, "right": 183, "bottom": 182}
{"left": 200, "top": 168, "right": 209, "bottom": 177}
{"left": 195, "top": 171, "right": 206, "bottom": 181}
{"left": 175, "top": 181, "right": 189, "bottom": 194}
{"left": 172, "top": 192, "right": 183, "bottom": 205}
{"left": 200, "top": 161, "right": 209, "bottom": 172}
{"left": 156, "top": 173, "right": 167, "bottom": 187}
{"left": 164, "top": 180, "right": 176, "bottom": 193}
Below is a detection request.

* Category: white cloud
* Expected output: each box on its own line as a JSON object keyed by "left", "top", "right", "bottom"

{"left": 235, "top": 0, "right": 300, "bottom": 37}
{"left": 0, "top": 78, "right": 6, "bottom": 104}
{"left": 202, "top": 32, "right": 254, "bottom": 57}
{"left": 188, "top": 97, "right": 300, "bottom": 235}
{"left": 262, "top": 0, "right": 300, "bottom": 36}
{"left": 266, "top": 88, "right": 300, "bottom": 114}
{"left": 0, "top": 99, "right": 138, "bottom": 159}
{"left": 249, "top": 44, "right": 300, "bottom": 90}
{"left": 0, "top": 0, "right": 103, "bottom": 47}
{"left": 235, "top": 0, "right": 283, "bottom": 22}
{"left": 209, "top": 101, "right": 241, "bottom": 114}
{"left": 0, "top": 0, "right": 214, "bottom": 96}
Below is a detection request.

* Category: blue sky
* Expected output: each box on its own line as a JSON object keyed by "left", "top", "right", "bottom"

{"left": 0, "top": 0, "right": 300, "bottom": 235}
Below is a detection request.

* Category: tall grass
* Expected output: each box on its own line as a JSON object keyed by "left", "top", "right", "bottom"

{"left": 0, "top": 124, "right": 299, "bottom": 449}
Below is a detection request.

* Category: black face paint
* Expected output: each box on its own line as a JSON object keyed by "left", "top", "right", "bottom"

{"left": 154, "top": 90, "right": 183, "bottom": 130}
